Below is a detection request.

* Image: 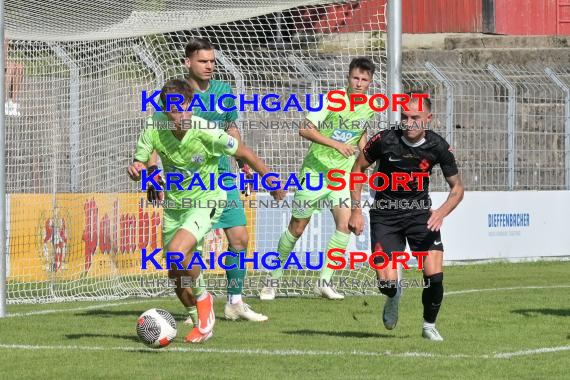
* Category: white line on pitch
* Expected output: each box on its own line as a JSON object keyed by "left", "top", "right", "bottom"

{"left": 6, "top": 284, "right": 570, "bottom": 318}
{"left": 1, "top": 343, "right": 569, "bottom": 359}
{"left": 445, "top": 285, "right": 570, "bottom": 296}
{"left": 5, "top": 299, "right": 159, "bottom": 317}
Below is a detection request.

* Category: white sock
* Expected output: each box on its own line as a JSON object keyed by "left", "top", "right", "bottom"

{"left": 423, "top": 320, "right": 435, "bottom": 329}
{"left": 229, "top": 294, "right": 242, "bottom": 304}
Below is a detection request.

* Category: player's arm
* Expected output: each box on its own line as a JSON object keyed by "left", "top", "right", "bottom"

{"left": 211, "top": 131, "right": 286, "bottom": 200}
{"left": 427, "top": 174, "right": 464, "bottom": 232}
{"left": 127, "top": 122, "right": 153, "bottom": 181}
{"left": 226, "top": 125, "right": 254, "bottom": 196}
{"left": 427, "top": 143, "right": 464, "bottom": 231}
{"left": 358, "top": 130, "right": 368, "bottom": 152}
{"left": 348, "top": 153, "right": 373, "bottom": 236}
{"left": 233, "top": 144, "right": 286, "bottom": 200}
{"left": 299, "top": 120, "right": 356, "bottom": 158}
{"left": 349, "top": 131, "right": 384, "bottom": 235}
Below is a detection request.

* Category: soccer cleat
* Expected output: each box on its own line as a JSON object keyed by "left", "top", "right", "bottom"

{"left": 422, "top": 326, "right": 444, "bottom": 341}
{"left": 196, "top": 292, "right": 215, "bottom": 334}
{"left": 259, "top": 286, "right": 276, "bottom": 301}
{"left": 382, "top": 288, "right": 401, "bottom": 330}
{"left": 224, "top": 302, "right": 269, "bottom": 322}
{"left": 184, "top": 327, "right": 213, "bottom": 343}
{"left": 313, "top": 285, "right": 345, "bottom": 300}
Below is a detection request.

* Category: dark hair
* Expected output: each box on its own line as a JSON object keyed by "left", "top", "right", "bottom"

{"left": 185, "top": 37, "right": 215, "bottom": 58}
{"left": 160, "top": 79, "right": 193, "bottom": 109}
{"left": 348, "top": 57, "right": 375, "bottom": 77}
{"left": 406, "top": 91, "right": 432, "bottom": 112}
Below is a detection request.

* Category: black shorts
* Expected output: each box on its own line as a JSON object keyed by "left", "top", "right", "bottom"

{"left": 370, "top": 211, "right": 443, "bottom": 263}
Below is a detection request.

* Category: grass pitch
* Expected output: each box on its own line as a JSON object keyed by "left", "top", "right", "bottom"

{"left": 1, "top": 261, "right": 569, "bottom": 379}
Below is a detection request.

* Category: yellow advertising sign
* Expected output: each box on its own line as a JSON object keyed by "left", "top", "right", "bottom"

{"left": 8, "top": 193, "right": 257, "bottom": 282}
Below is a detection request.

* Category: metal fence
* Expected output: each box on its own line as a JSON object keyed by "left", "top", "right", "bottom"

{"left": 401, "top": 61, "right": 570, "bottom": 192}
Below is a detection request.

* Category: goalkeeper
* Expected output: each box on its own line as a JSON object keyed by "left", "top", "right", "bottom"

{"left": 129, "top": 79, "right": 285, "bottom": 343}
{"left": 260, "top": 57, "right": 378, "bottom": 300}
{"left": 148, "top": 38, "right": 269, "bottom": 323}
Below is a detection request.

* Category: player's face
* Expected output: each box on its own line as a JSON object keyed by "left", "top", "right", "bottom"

{"left": 185, "top": 49, "right": 216, "bottom": 81}
{"left": 347, "top": 68, "right": 372, "bottom": 94}
{"left": 165, "top": 101, "right": 192, "bottom": 127}
{"left": 401, "top": 99, "right": 431, "bottom": 142}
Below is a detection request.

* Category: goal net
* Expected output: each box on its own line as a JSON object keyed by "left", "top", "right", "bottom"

{"left": 4, "top": 0, "right": 393, "bottom": 303}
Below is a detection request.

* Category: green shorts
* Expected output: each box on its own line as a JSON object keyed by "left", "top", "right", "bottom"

{"left": 163, "top": 206, "right": 223, "bottom": 249}
{"left": 212, "top": 186, "right": 247, "bottom": 229}
{"left": 292, "top": 171, "right": 350, "bottom": 219}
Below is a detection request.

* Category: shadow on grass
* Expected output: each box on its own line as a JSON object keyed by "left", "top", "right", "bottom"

{"left": 65, "top": 333, "right": 141, "bottom": 343}
{"left": 74, "top": 309, "right": 185, "bottom": 320}
{"left": 512, "top": 308, "right": 570, "bottom": 317}
{"left": 282, "top": 329, "right": 407, "bottom": 339}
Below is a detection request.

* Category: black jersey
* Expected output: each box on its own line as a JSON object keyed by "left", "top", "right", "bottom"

{"left": 362, "top": 129, "right": 458, "bottom": 218}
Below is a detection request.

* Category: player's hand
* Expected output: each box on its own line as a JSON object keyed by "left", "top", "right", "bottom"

{"left": 146, "top": 165, "right": 165, "bottom": 202}
{"left": 348, "top": 211, "right": 364, "bottom": 235}
{"left": 427, "top": 208, "right": 445, "bottom": 231}
{"left": 334, "top": 142, "right": 357, "bottom": 158}
{"left": 270, "top": 189, "right": 287, "bottom": 201}
{"left": 239, "top": 162, "right": 254, "bottom": 197}
{"left": 127, "top": 161, "right": 146, "bottom": 181}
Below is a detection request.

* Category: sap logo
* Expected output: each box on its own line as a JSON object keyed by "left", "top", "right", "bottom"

{"left": 331, "top": 130, "right": 358, "bottom": 143}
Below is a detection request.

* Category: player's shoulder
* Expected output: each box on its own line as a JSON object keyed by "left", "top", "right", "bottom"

{"left": 423, "top": 130, "right": 451, "bottom": 149}
{"left": 192, "top": 115, "right": 224, "bottom": 139}
{"left": 210, "top": 79, "right": 233, "bottom": 93}
{"left": 368, "top": 128, "right": 400, "bottom": 146}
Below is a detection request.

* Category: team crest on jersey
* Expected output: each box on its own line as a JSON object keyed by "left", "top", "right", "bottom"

{"left": 192, "top": 154, "right": 204, "bottom": 165}
{"left": 226, "top": 136, "right": 236, "bottom": 149}
{"left": 215, "top": 103, "right": 225, "bottom": 114}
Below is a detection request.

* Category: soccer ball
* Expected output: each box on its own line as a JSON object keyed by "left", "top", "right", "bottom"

{"left": 136, "top": 308, "right": 177, "bottom": 348}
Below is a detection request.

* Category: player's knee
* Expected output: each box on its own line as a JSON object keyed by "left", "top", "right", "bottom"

{"left": 229, "top": 236, "right": 248, "bottom": 251}
{"left": 289, "top": 220, "right": 307, "bottom": 238}
{"left": 372, "top": 250, "right": 392, "bottom": 265}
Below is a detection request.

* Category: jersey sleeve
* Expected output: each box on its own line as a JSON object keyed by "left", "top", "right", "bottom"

{"left": 201, "top": 128, "right": 239, "bottom": 157}
{"left": 362, "top": 130, "right": 386, "bottom": 163}
{"left": 133, "top": 118, "right": 156, "bottom": 163}
{"left": 438, "top": 142, "right": 459, "bottom": 177}
{"left": 222, "top": 84, "right": 239, "bottom": 123}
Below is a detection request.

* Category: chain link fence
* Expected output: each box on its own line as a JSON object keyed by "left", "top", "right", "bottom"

{"left": 401, "top": 61, "right": 570, "bottom": 192}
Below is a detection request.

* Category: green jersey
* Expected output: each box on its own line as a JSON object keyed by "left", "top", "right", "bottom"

{"left": 300, "top": 89, "right": 376, "bottom": 174}
{"left": 134, "top": 115, "right": 239, "bottom": 208}
{"left": 154, "top": 79, "right": 238, "bottom": 182}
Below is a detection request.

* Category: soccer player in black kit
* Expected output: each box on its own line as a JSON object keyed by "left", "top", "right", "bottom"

{"left": 348, "top": 96, "right": 464, "bottom": 341}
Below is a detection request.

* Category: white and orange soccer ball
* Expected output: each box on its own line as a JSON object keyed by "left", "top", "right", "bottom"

{"left": 136, "top": 308, "right": 177, "bottom": 348}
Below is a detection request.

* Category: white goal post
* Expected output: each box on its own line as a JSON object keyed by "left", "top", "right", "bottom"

{"left": 0, "top": 0, "right": 401, "bottom": 308}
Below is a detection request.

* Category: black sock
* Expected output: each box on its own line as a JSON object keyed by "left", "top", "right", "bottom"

{"left": 422, "top": 273, "right": 444, "bottom": 323}
{"left": 379, "top": 279, "right": 397, "bottom": 298}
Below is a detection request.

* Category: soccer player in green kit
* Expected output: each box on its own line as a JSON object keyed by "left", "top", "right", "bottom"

{"left": 260, "top": 57, "right": 378, "bottom": 301}
{"left": 130, "top": 79, "right": 285, "bottom": 343}
{"left": 148, "top": 38, "right": 269, "bottom": 322}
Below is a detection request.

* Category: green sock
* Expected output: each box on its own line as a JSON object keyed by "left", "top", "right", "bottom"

{"left": 320, "top": 230, "right": 350, "bottom": 281}
{"left": 271, "top": 229, "right": 299, "bottom": 279}
{"left": 226, "top": 246, "right": 245, "bottom": 295}
{"left": 192, "top": 273, "right": 205, "bottom": 298}
{"left": 186, "top": 306, "right": 198, "bottom": 327}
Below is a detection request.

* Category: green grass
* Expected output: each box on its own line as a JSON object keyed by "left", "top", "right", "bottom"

{"left": 1, "top": 261, "right": 569, "bottom": 380}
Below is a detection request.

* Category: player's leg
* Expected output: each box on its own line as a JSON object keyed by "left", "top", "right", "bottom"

{"left": 405, "top": 213, "right": 445, "bottom": 341}
{"left": 223, "top": 224, "right": 268, "bottom": 321}
{"left": 259, "top": 214, "right": 311, "bottom": 300}
{"left": 370, "top": 218, "right": 406, "bottom": 330}
{"left": 314, "top": 205, "right": 351, "bottom": 300}
{"left": 163, "top": 207, "right": 220, "bottom": 342}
